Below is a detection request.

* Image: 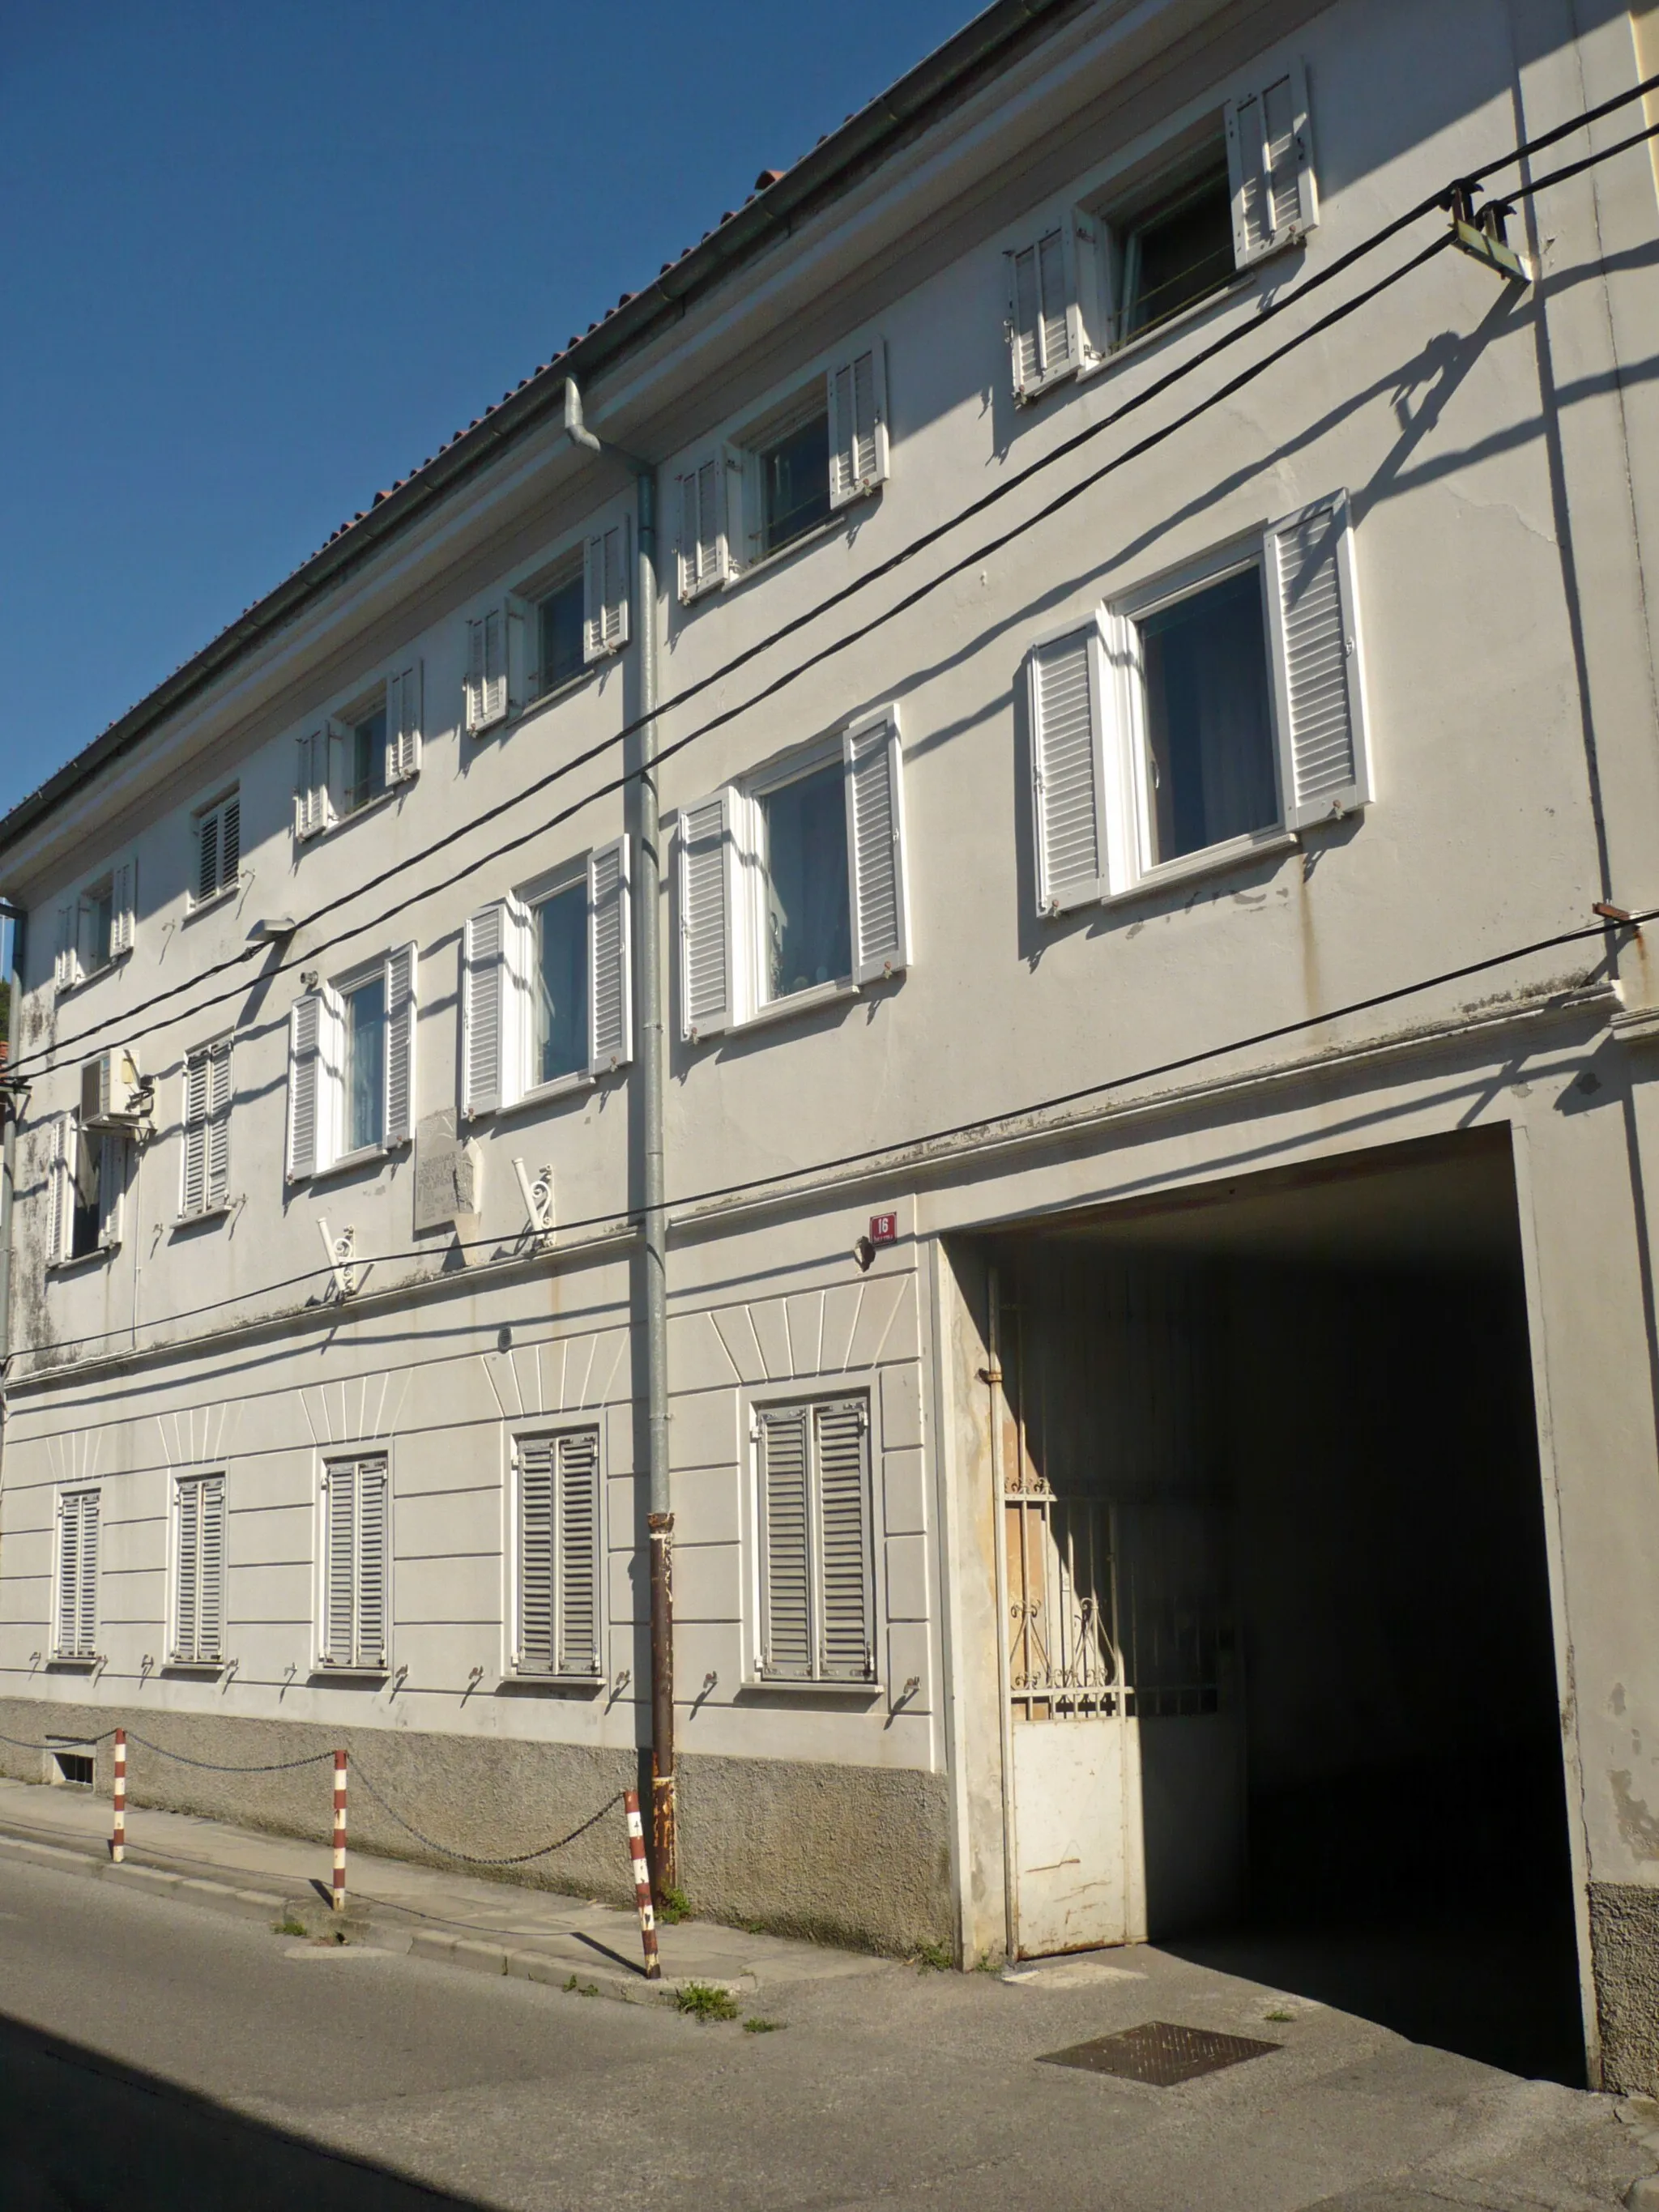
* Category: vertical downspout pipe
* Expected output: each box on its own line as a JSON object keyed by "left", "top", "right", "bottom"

{"left": 562, "top": 381, "right": 676, "bottom": 1894}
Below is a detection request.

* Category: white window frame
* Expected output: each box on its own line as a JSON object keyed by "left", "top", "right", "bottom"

{"left": 504, "top": 1421, "right": 603, "bottom": 1683}
{"left": 293, "top": 663, "right": 423, "bottom": 842}
{"left": 190, "top": 787, "right": 242, "bottom": 911}
{"left": 286, "top": 944, "right": 417, "bottom": 1181}
{"left": 675, "top": 708, "right": 910, "bottom": 1041}
{"left": 179, "top": 1036, "right": 232, "bottom": 1221}
{"left": 464, "top": 601, "right": 527, "bottom": 735}
{"left": 315, "top": 1452, "right": 390, "bottom": 1676}
{"left": 52, "top": 855, "right": 136, "bottom": 993}
{"left": 676, "top": 450, "right": 736, "bottom": 603}
{"left": 46, "top": 1113, "right": 126, "bottom": 1269}
{"left": 168, "top": 1469, "right": 228, "bottom": 1670}
{"left": 460, "top": 839, "right": 632, "bottom": 1119}
{"left": 1026, "top": 492, "right": 1368, "bottom": 914}
{"left": 744, "top": 1387, "right": 878, "bottom": 1690}
{"left": 52, "top": 1485, "right": 101, "bottom": 1663}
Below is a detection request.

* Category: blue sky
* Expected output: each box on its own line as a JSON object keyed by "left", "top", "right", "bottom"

{"left": 0, "top": 1, "right": 975, "bottom": 820}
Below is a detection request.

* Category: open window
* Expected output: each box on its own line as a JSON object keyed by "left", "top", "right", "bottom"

{"left": 461, "top": 839, "right": 631, "bottom": 1115}
{"left": 48, "top": 1111, "right": 125, "bottom": 1265}
{"left": 1027, "top": 492, "right": 1367, "bottom": 912}
{"left": 53, "top": 856, "right": 135, "bottom": 991}
{"left": 294, "top": 663, "right": 422, "bottom": 839}
{"left": 676, "top": 709, "right": 908, "bottom": 1040}
{"left": 286, "top": 945, "right": 417, "bottom": 1178}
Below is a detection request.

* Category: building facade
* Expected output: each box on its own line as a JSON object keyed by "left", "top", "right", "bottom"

{"left": 4, "top": 0, "right": 1659, "bottom": 2091}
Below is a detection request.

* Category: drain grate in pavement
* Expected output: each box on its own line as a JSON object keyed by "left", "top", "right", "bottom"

{"left": 1036, "top": 2019, "right": 1281, "bottom": 2086}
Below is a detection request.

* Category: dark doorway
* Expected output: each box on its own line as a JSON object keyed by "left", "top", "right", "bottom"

{"left": 981, "top": 1129, "right": 1585, "bottom": 2084}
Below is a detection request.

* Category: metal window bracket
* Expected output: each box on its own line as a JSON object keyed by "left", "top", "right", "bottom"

{"left": 317, "top": 1219, "right": 360, "bottom": 1300}
{"left": 513, "top": 1158, "right": 556, "bottom": 1248}
{"left": 1447, "top": 183, "right": 1529, "bottom": 284}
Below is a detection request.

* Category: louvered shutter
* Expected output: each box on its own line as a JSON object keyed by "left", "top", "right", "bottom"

{"left": 678, "top": 456, "right": 729, "bottom": 600}
{"left": 517, "top": 1438, "right": 555, "bottom": 1672}
{"left": 462, "top": 904, "right": 506, "bottom": 1115}
{"left": 556, "top": 1430, "right": 600, "bottom": 1677}
{"left": 1264, "top": 493, "right": 1369, "bottom": 827}
{"left": 295, "top": 730, "right": 331, "bottom": 839}
{"left": 288, "top": 991, "right": 322, "bottom": 1178}
{"left": 384, "top": 942, "right": 417, "bottom": 1146}
{"left": 814, "top": 1400, "right": 872, "bottom": 1681}
{"left": 467, "top": 609, "right": 511, "bottom": 732}
{"left": 182, "top": 1052, "right": 209, "bottom": 1217}
{"left": 197, "top": 1475, "right": 225, "bottom": 1662}
{"left": 197, "top": 812, "right": 220, "bottom": 906}
{"left": 356, "top": 1459, "right": 387, "bottom": 1669}
{"left": 843, "top": 713, "right": 909, "bottom": 985}
{"left": 48, "top": 1114, "right": 70, "bottom": 1263}
{"left": 323, "top": 1462, "right": 355, "bottom": 1664}
{"left": 54, "top": 901, "right": 78, "bottom": 991}
{"left": 678, "top": 794, "right": 733, "bottom": 1039}
{"left": 828, "top": 346, "right": 888, "bottom": 507}
{"left": 175, "top": 1477, "right": 200, "bottom": 1660}
{"left": 388, "top": 663, "right": 423, "bottom": 782}
{"left": 1226, "top": 62, "right": 1316, "bottom": 266}
{"left": 586, "top": 837, "right": 633, "bottom": 1074}
{"left": 1008, "top": 222, "right": 1078, "bottom": 400}
{"left": 584, "top": 522, "right": 631, "bottom": 660}
{"left": 206, "top": 1040, "right": 232, "bottom": 1208}
{"left": 98, "top": 1134, "right": 124, "bottom": 1248}
{"left": 220, "top": 794, "right": 241, "bottom": 885}
{"left": 56, "top": 1493, "right": 83, "bottom": 1656}
{"left": 1029, "top": 621, "right": 1108, "bottom": 913}
{"left": 759, "top": 1408, "right": 812, "bottom": 1678}
{"left": 77, "top": 1491, "right": 100, "bottom": 1656}
{"left": 109, "top": 859, "right": 135, "bottom": 958}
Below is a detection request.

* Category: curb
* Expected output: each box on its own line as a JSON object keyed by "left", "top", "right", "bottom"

{"left": 0, "top": 1822, "right": 755, "bottom": 2010}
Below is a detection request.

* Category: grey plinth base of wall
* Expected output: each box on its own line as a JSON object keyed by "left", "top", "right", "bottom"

{"left": 0, "top": 1700, "right": 953, "bottom": 1956}
{"left": 1593, "top": 1883, "right": 1659, "bottom": 2095}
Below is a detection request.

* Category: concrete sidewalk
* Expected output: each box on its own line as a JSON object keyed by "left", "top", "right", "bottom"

{"left": 0, "top": 1774, "right": 891, "bottom": 2005}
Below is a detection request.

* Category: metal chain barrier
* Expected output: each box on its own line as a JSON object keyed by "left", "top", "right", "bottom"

{"left": 348, "top": 1765, "right": 624, "bottom": 1867}
{"left": 122, "top": 1736, "right": 335, "bottom": 1775}
{"left": 0, "top": 1725, "right": 117, "bottom": 1751}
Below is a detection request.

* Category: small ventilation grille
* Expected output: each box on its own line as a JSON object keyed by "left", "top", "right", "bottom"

{"left": 1036, "top": 2019, "right": 1280, "bottom": 2086}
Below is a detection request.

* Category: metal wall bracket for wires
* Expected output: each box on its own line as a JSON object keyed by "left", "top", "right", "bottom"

{"left": 1447, "top": 182, "right": 1529, "bottom": 284}
{"left": 512, "top": 1158, "right": 556, "bottom": 1249}
{"left": 317, "top": 1219, "right": 360, "bottom": 1300}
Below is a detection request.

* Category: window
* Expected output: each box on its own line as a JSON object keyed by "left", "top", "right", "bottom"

{"left": 512, "top": 1429, "right": 600, "bottom": 1677}
{"left": 286, "top": 945, "right": 416, "bottom": 1178}
{"left": 53, "top": 1488, "right": 100, "bottom": 1661}
{"left": 53, "top": 858, "right": 135, "bottom": 990}
{"left": 319, "top": 1455, "right": 387, "bottom": 1672}
{"left": 171, "top": 1473, "right": 226, "bottom": 1666}
{"left": 676, "top": 710, "right": 908, "bottom": 1039}
{"left": 181, "top": 1038, "right": 232, "bottom": 1218}
{"left": 680, "top": 343, "right": 889, "bottom": 598}
{"left": 461, "top": 841, "right": 630, "bottom": 1115}
{"left": 192, "top": 789, "right": 241, "bottom": 906}
{"left": 1005, "top": 63, "right": 1316, "bottom": 399}
{"left": 534, "top": 567, "right": 586, "bottom": 697}
{"left": 48, "top": 1114, "right": 124, "bottom": 1264}
{"left": 753, "top": 1397, "right": 874, "bottom": 1684}
{"left": 294, "top": 663, "right": 422, "bottom": 839}
{"left": 1026, "top": 492, "right": 1369, "bottom": 913}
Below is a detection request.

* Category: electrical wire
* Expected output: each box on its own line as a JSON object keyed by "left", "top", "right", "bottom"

{"left": 19, "top": 904, "right": 1640, "bottom": 1367}
{"left": 12, "top": 79, "right": 1657, "bottom": 1086}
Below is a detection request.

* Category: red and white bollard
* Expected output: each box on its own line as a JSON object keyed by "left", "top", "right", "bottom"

{"left": 111, "top": 1728, "right": 126, "bottom": 1864}
{"left": 331, "top": 1750, "right": 348, "bottom": 1912}
{"left": 624, "top": 1789, "right": 661, "bottom": 1981}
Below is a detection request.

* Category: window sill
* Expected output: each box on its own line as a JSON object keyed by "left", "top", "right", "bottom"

{"left": 738, "top": 1676, "right": 883, "bottom": 1702}
{"left": 503, "top": 1669, "right": 604, "bottom": 1694}
{"left": 731, "top": 500, "right": 872, "bottom": 588}
{"left": 296, "top": 1140, "right": 407, "bottom": 1187}
{"left": 1081, "top": 266, "right": 1260, "bottom": 383}
{"left": 46, "top": 1655, "right": 101, "bottom": 1673}
{"left": 55, "top": 948, "right": 132, "bottom": 999}
{"left": 727, "top": 976, "right": 859, "bottom": 1038}
{"left": 47, "top": 1244, "right": 118, "bottom": 1277}
{"left": 521, "top": 663, "right": 600, "bottom": 718}
{"left": 296, "top": 784, "right": 408, "bottom": 848}
{"left": 1100, "top": 826, "right": 1301, "bottom": 910}
{"left": 183, "top": 880, "right": 243, "bottom": 925}
{"left": 163, "top": 1659, "right": 229, "bottom": 1677}
{"left": 172, "top": 1203, "right": 233, "bottom": 1232}
{"left": 471, "top": 1068, "right": 599, "bottom": 1126}
{"left": 310, "top": 1664, "right": 390, "bottom": 1682}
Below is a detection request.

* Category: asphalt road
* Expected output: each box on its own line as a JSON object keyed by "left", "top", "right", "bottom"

{"left": 0, "top": 1851, "right": 1651, "bottom": 2212}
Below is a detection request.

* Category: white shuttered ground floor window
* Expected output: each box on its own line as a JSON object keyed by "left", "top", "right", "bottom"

{"left": 172, "top": 1473, "right": 226, "bottom": 1666}
{"left": 53, "top": 1487, "right": 100, "bottom": 1661}
{"left": 754, "top": 1396, "right": 876, "bottom": 1684}
{"left": 319, "top": 1456, "right": 388, "bottom": 1672}
{"left": 512, "top": 1428, "right": 601, "bottom": 1678}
